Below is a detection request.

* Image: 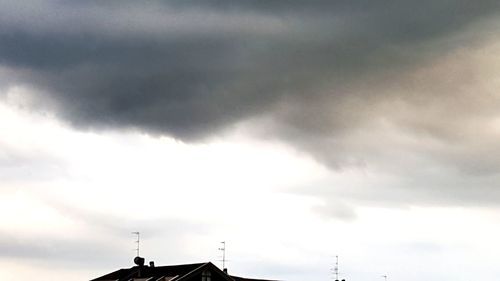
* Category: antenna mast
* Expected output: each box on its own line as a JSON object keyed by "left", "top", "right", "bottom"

{"left": 382, "top": 275, "right": 388, "bottom": 281}
{"left": 334, "top": 255, "right": 339, "bottom": 281}
{"left": 219, "top": 241, "right": 226, "bottom": 270}
{"left": 132, "top": 232, "right": 140, "bottom": 257}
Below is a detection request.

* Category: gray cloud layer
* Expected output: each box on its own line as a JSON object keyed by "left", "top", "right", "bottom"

{"left": 0, "top": 201, "right": 209, "bottom": 266}
{"left": 2, "top": 1, "right": 500, "bottom": 207}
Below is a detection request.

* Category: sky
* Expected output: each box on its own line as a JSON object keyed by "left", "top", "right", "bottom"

{"left": 2, "top": 1, "right": 500, "bottom": 280}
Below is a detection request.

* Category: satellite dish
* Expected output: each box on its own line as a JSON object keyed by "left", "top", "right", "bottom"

{"left": 134, "top": 256, "right": 145, "bottom": 266}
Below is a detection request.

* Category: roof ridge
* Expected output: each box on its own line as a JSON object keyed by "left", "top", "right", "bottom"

{"left": 174, "top": 262, "right": 210, "bottom": 281}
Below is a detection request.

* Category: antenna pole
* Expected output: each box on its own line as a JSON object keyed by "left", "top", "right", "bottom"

{"left": 335, "top": 255, "right": 339, "bottom": 281}
{"left": 382, "top": 275, "right": 387, "bottom": 281}
{"left": 132, "top": 232, "right": 140, "bottom": 257}
{"left": 219, "top": 241, "right": 226, "bottom": 270}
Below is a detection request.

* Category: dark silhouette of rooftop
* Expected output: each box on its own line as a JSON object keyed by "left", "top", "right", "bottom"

{"left": 91, "top": 260, "right": 280, "bottom": 281}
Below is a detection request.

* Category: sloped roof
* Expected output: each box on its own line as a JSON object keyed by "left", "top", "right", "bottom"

{"left": 91, "top": 262, "right": 209, "bottom": 281}
{"left": 91, "top": 261, "right": 280, "bottom": 281}
{"left": 229, "top": 276, "right": 280, "bottom": 281}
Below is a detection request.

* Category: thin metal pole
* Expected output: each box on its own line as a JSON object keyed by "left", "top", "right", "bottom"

{"left": 219, "top": 241, "right": 226, "bottom": 269}
{"left": 335, "top": 255, "right": 339, "bottom": 280}
{"left": 132, "top": 232, "right": 140, "bottom": 257}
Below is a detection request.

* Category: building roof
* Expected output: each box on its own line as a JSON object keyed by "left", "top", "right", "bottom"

{"left": 91, "top": 261, "right": 279, "bottom": 281}
{"left": 91, "top": 263, "right": 207, "bottom": 281}
{"left": 230, "top": 276, "right": 280, "bottom": 281}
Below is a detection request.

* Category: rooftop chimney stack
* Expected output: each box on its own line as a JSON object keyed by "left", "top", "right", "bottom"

{"left": 223, "top": 268, "right": 228, "bottom": 274}
{"left": 149, "top": 261, "right": 155, "bottom": 267}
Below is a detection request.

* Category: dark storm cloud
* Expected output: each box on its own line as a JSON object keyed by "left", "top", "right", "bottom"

{"left": 3, "top": 1, "right": 500, "bottom": 207}
{"left": 1, "top": 0, "right": 499, "bottom": 137}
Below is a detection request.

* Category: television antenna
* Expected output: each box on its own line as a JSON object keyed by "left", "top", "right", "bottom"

{"left": 330, "top": 255, "right": 339, "bottom": 280}
{"left": 218, "top": 241, "right": 226, "bottom": 270}
{"left": 382, "top": 275, "right": 388, "bottom": 281}
{"left": 132, "top": 232, "right": 140, "bottom": 257}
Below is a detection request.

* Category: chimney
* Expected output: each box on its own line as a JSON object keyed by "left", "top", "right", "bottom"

{"left": 223, "top": 268, "right": 228, "bottom": 274}
{"left": 149, "top": 261, "right": 155, "bottom": 267}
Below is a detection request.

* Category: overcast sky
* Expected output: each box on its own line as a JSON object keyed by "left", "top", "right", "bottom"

{"left": 2, "top": 1, "right": 500, "bottom": 280}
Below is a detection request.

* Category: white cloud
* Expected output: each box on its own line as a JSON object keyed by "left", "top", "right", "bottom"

{"left": 2, "top": 87, "right": 500, "bottom": 281}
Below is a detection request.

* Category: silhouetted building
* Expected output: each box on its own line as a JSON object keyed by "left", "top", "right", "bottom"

{"left": 91, "top": 260, "right": 279, "bottom": 281}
